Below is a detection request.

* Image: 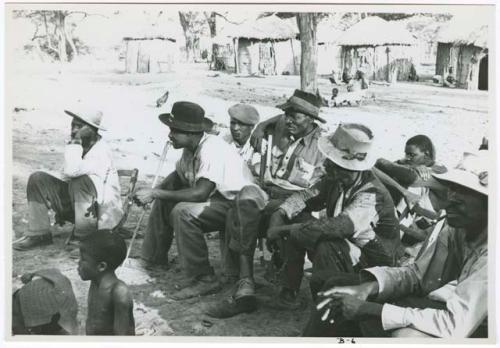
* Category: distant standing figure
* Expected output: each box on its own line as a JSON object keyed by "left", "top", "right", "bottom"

{"left": 78, "top": 231, "right": 135, "bottom": 335}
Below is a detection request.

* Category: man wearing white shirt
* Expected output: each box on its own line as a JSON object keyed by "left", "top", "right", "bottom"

{"left": 305, "top": 151, "right": 488, "bottom": 338}
{"left": 14, "top": 109, "right": 123, "bottom": 251}
{"left": 136, "top": 102, "right": 267, "bottom": 301}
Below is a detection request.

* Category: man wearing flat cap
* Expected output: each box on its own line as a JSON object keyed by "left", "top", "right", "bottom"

{"left": 305, "top": 150, "right": 488, "bottom": 338}
{"left": 222, "top": 103, "right": 261, "bottom": 175}
{"left": 136, "top": 101, "right": 267, "bottom": 300}
{"left": 13, "top": 109, "right": 123, "bottom": 250}
{"left": 266, "top": 123, "right": 400, "bottom": 309}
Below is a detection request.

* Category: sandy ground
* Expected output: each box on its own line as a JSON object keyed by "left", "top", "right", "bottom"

{"left": 8, "top": 61, "right": 489, "bottom": 336}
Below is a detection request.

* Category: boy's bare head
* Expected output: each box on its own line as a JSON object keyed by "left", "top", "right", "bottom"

{"left": 332, "top": 88, "right": 339, "bottom": 97}
{"left": 78, "top": 231, "right": 127, "bottom": 280}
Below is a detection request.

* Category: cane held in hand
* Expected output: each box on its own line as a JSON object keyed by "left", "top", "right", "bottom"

{"left": 123, "top": 141, "right": 170, "bottom": 265}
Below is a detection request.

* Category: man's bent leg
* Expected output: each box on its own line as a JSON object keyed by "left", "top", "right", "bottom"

{"left": 26, "top": 171, "right": 73, "bottom": 237}
{"left": 68, "top": 176, "right": 98, "bottom": 239}
{"left": 173, "top": 197, "right": 231, "bottom": 278}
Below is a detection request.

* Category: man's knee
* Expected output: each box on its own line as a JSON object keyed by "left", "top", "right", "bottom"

{"left": 170, "top": 202, "right": 198, "bottom": 226}
{"left": 237, "top": 185, "right": 268, "bottom": 210}
{"left": 68, "top": 175, "right": 96, "bottom": 196}
{"left": 27, "top": 171, "right": 51, "bottom": 191}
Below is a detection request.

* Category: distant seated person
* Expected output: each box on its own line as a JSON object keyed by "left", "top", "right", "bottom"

{"left": 304, "top": 150, "right": 488, "bottom": 338}
{"left": 13, "top": 108, "right": 123, "bottom": 251}
{"left": 12, "top": 268, "right": 78, "bottom": 335}
{"left": 443, "top": 66, "right": 456, "bottom": 88}
{"left": 78, "top": 231, "right": 135, "bottom": 335}
{"left": 328, "top": 87, "right": 365, "bottom": 107}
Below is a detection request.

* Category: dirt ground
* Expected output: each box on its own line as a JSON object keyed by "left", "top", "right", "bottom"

{"left": 8, "top": 62, "right": 489, "bottom": 336}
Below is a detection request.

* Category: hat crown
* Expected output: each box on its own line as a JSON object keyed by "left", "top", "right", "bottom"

{"left": 291, "top": 89, "right": 322, "bottom": 109}
{"left": 228, "top": 103, "right": 260, "bottom": 125}
{"left": 330, "top": 123, "right": 373, "bottom": 158}
{"left": 171, "top": 101, "right": 205, "bottom": 123}
{"left": 65, "top": 108, "right": 104, "bottom": 130}
{"left": 456, "top": 151, "right": 488, "bottom": 188}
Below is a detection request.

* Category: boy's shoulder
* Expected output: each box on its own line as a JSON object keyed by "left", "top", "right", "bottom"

{"left": 111, "top": 279, "right": 133, "bottom": 305}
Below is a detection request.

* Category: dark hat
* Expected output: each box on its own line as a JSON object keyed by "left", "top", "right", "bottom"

{"left": 159, "top": 101, "right": 206, "bottom": 132}
{"left": 276, "top": 89, "right": 326, "bottom": 123}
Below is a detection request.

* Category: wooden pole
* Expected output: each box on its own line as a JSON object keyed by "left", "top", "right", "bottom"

{"left": 234, "top": 37, "right": 239, "bottom": 74}
{"left": 290, "top": 38, "right": 297, "bottom": 75}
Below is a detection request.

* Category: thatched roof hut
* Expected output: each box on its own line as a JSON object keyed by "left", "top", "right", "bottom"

{"left": 435, "top": 17, "right": 488, "bottom": 90}
{"left": 215, "top": 15, "right": 300, "bottom": 75}
{"left": 338, "top": 16, "right": 417, "bottom": 82}
{"left": 123, "top": 23, "right": 178, "bottom": 73}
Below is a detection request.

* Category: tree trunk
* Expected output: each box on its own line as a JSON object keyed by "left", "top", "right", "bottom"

{"left": 179, "top": 12, "right": 195, "bottom": 63}
{"left": 204, "top": 12, "right": 217, "bottom": 68}
{"left": 297, "top": 13, "right": 319, "bottom": 92}
{"left": 55, "top": 11, "right": 67, "bottom": 62}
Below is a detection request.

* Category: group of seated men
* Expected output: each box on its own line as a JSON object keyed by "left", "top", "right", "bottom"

{"left": 13, "top": 88, "right": 488, "bottom": 337}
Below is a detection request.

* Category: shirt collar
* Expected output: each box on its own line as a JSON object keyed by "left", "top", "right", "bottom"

{"left": 289, "top": 124, "right": 320, "bottom": 147}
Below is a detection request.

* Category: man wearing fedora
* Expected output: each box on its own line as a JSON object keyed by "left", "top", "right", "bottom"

{"left": 136, "top": 101, "right": 267, "bottom": 300}
{"left": 14, "top": 109, "right": 123, "bottom": 250}
{"left": 306, "top": 150, "right": 488, "bottom": 338}
{"left": 266, "top": 123, "right": 399, "bottom": 309}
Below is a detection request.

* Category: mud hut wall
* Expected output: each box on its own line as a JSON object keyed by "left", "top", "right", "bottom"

{"left": 274, "top": 39, "right": 300, "bottom": 75}
{"left": 317, "top": 43, "right": 342, "bottom": 75}
{"left": 236, "top": 38, "right": 260, "bottom": 75}
{"left": 341, "top": 45, "right": 414, "bottom": 81}
{"left": 455, "top": 45, "right": 483, "bottom": 90}
{"left": 435, "top": 42, "right": 452, "bottom": 76}
{"left": 125, "top": 39, "right": 177, "bottom": 73}
{"left": 125, "top": 40, "right": 140, "bottom": 73}
{"left": 258, "top": 41, "right": 276, "bottom": 75}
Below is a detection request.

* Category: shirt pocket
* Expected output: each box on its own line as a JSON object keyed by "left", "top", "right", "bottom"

{"left": 287, "top": 157, "right": 315, "bottom": 188}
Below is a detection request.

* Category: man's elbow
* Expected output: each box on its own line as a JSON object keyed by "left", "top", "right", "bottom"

{"left": 192, "top": 189, "right": 212, "bottom": 202}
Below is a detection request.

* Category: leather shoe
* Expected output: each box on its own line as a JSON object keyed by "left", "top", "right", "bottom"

{"left": 171, "top": 275, "right": 221, "bottom": 300}
{"left": 234, "top": 278, "right": 256, "bottom": 308}
{"left": 13, "top": 234, "right": 52, "bottom": 251}
{"left": 205, "top": 296, "right": 257, "bottom": 319}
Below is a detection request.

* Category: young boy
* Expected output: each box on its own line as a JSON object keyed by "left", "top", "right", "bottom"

{"left": 78, "top": 231, "right": 135, "bottom": 335}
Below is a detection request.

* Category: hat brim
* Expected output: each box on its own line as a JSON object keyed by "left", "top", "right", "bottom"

{"left": 64, "top": 110, "right": 106, "bottom": 131}
{"left": 277, "top": 101, "right": 326, "bottom": 124}
{"left": 318, "top": 135, "right": 376, "bottom": 171}
{"left": 432, "top": 170, "right": 488, "bottom": 196}
{"left": 159, "top": 113, "right": 206, "bottom": 132}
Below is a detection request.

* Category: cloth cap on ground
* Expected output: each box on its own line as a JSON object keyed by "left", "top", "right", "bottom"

{"left": 276, "top": 89, "right": 326, "bottom": 123}
{"left": 318, "top": 123, "right": 376, "bottom": 171}
{"left": 17, "top": 268, "right": 78, "bottom": 334}
{"left": 64, "top": 108, "right": 106, "bottom": 131}
{"left": 432, "top": 151, "right": 488, "bottom": 196}
{"left": 159, "top": 101, "right": 206, "bottom": 132}
{"left": 228, "top": 103, "right": 260, "bottom": 126}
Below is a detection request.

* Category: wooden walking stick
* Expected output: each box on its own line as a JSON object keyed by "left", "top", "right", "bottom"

{"left": 122, "top": 140, "right": 170, "bottom": 266}
{"left": 257, "top": 133, "right": 273, "bottom": 265}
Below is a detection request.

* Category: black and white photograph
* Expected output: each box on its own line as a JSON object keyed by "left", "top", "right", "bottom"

{"left": 3, "top": 1, "right": 495, "bottom": 343}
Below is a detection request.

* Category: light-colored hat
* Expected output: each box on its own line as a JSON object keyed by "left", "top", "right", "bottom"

{"left": 65, "top": 108, "right": 106, "bottom": 131}
{"left": 432, "top": 151, "right": 488, "bottom": 196}
{"left": 228, "top": 103, "right": 260, "bottom": 126}
{"left": 318, "top": 123, "right": 376, "bottom": 171}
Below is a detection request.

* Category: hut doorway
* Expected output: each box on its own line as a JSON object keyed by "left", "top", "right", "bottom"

{"left": 478, "top": 55, "right": 488, "bottom": 90}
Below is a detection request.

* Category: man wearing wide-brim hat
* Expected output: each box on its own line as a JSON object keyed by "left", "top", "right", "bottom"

{"left": 13, "top": 108, "right": 123, "bottom": 251}
{"left": 250, "top": 89, "right": 327, "bottom": 194}
{"left": 266, "top": 123, "right": 400, "bottom": 309}
{"left": 306, "top": 150, "right": 488, "bottom": 338}
{"left": 136, "top": 101, "right": 267, "bottom": 301}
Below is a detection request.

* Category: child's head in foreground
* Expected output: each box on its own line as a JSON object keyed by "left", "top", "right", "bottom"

{"left": 78, "top": 231, "right": 127, "bottom": 281}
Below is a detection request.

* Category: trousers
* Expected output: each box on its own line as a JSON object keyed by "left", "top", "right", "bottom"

{"left": 26, "top": 171, "right": 98, "bottom": 239}
{"left": 141, "top": 180, "right": 267, "bottom": 277}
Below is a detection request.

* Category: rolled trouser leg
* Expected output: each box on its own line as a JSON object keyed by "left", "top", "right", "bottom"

{"left": 280, "top": 237, "right": 307, "bottom": 293}
{"left": 26, "top": 171, "right": 72, "bottom": 237}
{"left": 226, "top": 185, "right": 268, "bottom": 279}
{"left": 140, "top": 198, "right": 176, "bottom": 265}
{"left": 172, "top": 199, "right": 229, "bottom": 278}
{"left": 68, "top": 175, "right": 98, "bottom": 239}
